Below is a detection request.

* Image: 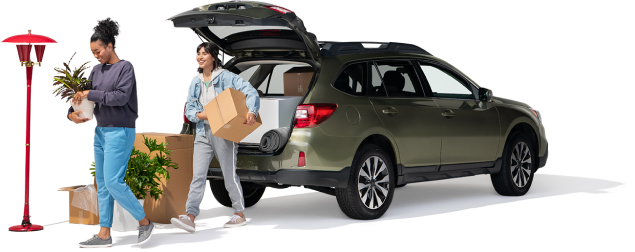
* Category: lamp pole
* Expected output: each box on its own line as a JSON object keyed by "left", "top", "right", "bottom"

{"left": 3, "top": 30, "right": 56, "bottom": 232}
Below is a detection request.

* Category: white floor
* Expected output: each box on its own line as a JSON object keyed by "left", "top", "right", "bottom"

{"left": 1, "top": 166, "right": 631, "bottom": 251}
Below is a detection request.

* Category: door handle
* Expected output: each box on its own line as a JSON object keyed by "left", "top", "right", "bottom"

{"left": 441, "top": 109, "right": 455, "bottom": 118}
{"left": 382, "top": 107, "right": 398, "bottom": 116}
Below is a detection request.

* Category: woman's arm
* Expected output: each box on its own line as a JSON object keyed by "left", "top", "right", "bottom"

{"left": 87, "top": 62, "right": 135, "bottom": 106}
{"left": 184, "top": 78, "right": 201, "bottom": 123}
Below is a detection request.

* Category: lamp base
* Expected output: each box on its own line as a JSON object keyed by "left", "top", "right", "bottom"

{"left": 9, "top": 224, "right": 43, "bottom": 232}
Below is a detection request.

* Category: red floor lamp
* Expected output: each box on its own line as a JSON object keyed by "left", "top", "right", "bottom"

{"left": 3, "top": 30, "right": 56, "bottom": 232}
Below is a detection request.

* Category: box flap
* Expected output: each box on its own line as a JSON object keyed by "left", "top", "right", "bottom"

{"left": 58, "top": 185, "right": 84, "bottom": 191}
{"left": 135, "top": 133, "right": 193, "bottom": 151}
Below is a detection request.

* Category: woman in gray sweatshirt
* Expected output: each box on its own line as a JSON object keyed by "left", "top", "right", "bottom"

{"left": 67, "top": 18, "right": 153, "bottom": 248}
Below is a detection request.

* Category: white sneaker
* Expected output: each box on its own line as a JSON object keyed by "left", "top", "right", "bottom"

{"left": 223, "top": 214, "right": 247, "bottom": 228}
{"left": 171, "top": 215, "right": 195, "bottom": 233}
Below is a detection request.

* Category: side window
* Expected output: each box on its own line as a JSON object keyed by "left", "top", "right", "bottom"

{"left": 369, "top": 63, "right": 387, "bottom": 97}
{"left": 373, "top": 61, "right": 424, "bottom": 98}
{"left": 419, "top": 64, "right": 474, "bottom": 99}
{"left": 333, "top": 63, "right": 366, "bottom": 96}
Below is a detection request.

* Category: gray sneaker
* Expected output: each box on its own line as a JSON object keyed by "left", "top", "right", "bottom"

{"left": 171, "top": 215, "right": 195, "bottom": 233}
{"left": 223, "top": 214, "right": 247, "bottom": 228}
{"left": 79, "top": 234, "right": 112, "bottom": 248}
{"left": 137, "top": 220, "right": 154, "bottom": 245}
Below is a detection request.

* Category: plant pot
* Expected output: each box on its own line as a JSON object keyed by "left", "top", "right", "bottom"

{"left": 112, "top": 199, "right": 144, "bottom": 232}
{"left": 71, "top": 98, "right": 95, "bottom": 120}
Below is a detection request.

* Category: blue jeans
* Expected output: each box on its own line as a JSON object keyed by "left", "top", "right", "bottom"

{"left": 94, "top": 126, "right": 145, "bottom": 227}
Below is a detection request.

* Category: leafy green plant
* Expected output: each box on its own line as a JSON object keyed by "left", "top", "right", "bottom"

{"left": 53, "top": 52, "right": 91, "bottom": 103}
{"left": 90, "top": 135, "right": 179, "bottom": 200}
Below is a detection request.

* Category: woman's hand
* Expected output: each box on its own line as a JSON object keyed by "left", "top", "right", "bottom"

{"left": 197, "top": 112, "right": 208, "bottom": 121}
{"left": 72, "top": 90, "right": 90, "bottom": 105}
{"left": 244, "top": 113, "right": 256, "bottom": 126}
{"left": 68, "top": 111, "right": 90, "bottom": 124}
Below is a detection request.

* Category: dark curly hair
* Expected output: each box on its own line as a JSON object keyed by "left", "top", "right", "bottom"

{"left": 91, "top": 18, "right": 119, "bottom": 49}
{"left": 197, "top": 42, "right": 224, "bottom": 73}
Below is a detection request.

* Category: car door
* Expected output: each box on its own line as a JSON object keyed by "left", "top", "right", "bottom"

{"left": 369, "top": 60, "right": 441, "bottom": 169}
{"left": 415, "top": 61, "right": 500, "bottom": 167}
{"left": 169, "top": 2, "right": 320, "bottom": 64}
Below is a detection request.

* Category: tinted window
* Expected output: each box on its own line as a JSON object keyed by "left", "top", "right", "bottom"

{"left": 333, "top": 63, "right": 366, "bottom": 96}
{"left": 374, "top": 61, "right": 424, "bottom": 98}
{"left": 419, "top": 64, "right": 474, "bottom": 99}
{"left": 369, "top": 63, "right": 387, "bottom": 97}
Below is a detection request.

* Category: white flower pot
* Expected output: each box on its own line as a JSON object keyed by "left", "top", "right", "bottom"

{"left": 71, "top": 98, "right": 95, "bottom": 120}
{"left": 112, "top": 199, "right": 144, "bottom": 232}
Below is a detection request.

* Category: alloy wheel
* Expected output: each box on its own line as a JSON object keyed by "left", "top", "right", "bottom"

{"left": 511, "top": 141, "right": 532, "bottom": 188}
{"left": 357, "top": 156, "right": 390, "bottom": 209}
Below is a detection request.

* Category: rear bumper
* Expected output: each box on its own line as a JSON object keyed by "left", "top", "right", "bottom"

{"left": 538, "top": 144, "right": 548, "bottom": 168}
{"left": 207, "top": 167, "right": 351, "bottom": 188}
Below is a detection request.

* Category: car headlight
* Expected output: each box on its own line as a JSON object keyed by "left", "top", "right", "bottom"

{"left": 530, "top": 108, "right": 542, "bottom": 122}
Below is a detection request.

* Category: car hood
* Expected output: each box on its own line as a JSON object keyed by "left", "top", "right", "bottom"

{"left": 493, "top": 96, "right": 530, "bottom": 108}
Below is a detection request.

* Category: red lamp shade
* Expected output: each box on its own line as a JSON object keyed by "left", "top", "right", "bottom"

{"left": 17, "top": 45, "right": 32, "bottom": 62}
{"left": 34, "top": 45, "right": 46, "bottom": 62}
{"left": 2, "top": 32, "right": 57, "bottom": 44}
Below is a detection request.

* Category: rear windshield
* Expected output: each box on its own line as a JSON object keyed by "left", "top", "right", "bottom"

{"left": 234, "top": 61, "right": 314, "bottom": 97}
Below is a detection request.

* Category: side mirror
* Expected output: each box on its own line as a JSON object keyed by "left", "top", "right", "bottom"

{"left": 479, "top": 88, "right": 493, "bottom": 102}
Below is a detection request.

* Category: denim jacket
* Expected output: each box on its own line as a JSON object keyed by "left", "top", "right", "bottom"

{"left": 185, "top": 70, "right": 260, "bottom": 137}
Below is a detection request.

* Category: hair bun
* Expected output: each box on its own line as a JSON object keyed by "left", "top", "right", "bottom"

{"left": 94, "top": 18, "right": 119, "bottom": 38}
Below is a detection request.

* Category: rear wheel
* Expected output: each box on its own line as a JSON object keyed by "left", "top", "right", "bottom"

{"left": 336, "top": 144, "right": 395, "bottom": 220}
{"left": 209, "top": 180, "right": 266, "bottom": 208}
{"left": 491, "top": 133, "right": 536, "bottom": 196}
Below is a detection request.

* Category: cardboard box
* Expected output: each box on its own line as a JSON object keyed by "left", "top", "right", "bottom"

{"left": 58, "top": 179, "right": 99, "bottom": 225}
{"left": 283, "top": 67, "right": 314, "bottom": 96}
{"left": 204, "top": 88, "right": 262, "bottom": 143}
{"left": 241, "top": 96, "right": 302, "bottom": 143}
{"left": 135, "top": 133, "right": 193, "bottom": 224}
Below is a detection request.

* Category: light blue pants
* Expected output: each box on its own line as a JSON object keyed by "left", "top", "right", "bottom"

{"left": 94, "top": 126, "right": 145, "bottom": 228}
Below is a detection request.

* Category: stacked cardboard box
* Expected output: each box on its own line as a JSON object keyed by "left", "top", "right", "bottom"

{"left": 135, "top": 133, "right": 193, "bottom": 224}
{"left": 283, "top": 67, "right": 314, "bottom": 96}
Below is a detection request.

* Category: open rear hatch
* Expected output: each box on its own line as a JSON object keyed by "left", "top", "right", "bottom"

{"left": 169, "top": 1, "right": 320, "bottom": 63}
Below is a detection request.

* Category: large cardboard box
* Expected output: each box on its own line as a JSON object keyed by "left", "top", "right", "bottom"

{"left": 135, "top": 133, "right": 193, "bottom": 224}
{"left": 241, "top": 96, "right": 302, "bottom": 143}
{"left": 283, "top": 67, "right": 314, "bottom": 96}
{"left": 58, "top": 179, "right": 99, "bottom": 225}
{"left": 204, "top": 88, "right": 262, "bottom": 143}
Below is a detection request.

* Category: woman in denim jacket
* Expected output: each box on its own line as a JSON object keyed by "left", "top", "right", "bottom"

{"left": 171, "top": 42, "right": 260, "bottom": 232}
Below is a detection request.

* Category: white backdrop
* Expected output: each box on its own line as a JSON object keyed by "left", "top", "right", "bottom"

{"left": 1, "top": 0, "right": 633, "bottom": 251}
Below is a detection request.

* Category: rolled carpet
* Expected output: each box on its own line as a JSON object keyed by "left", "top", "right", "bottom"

{"left": 259, "top": 127, "right": 291, "bottom": 152}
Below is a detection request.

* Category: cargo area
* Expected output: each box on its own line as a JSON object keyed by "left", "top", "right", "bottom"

{"left": 231, "top": 60, "right": 315, "bottom": 150}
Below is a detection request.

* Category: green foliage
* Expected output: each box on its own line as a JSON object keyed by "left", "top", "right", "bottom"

{"left": 53, "top": 53, "right": 91, "bottom": 103}
{"left": 90, "top": 135, "right": 179, "bottom": 200}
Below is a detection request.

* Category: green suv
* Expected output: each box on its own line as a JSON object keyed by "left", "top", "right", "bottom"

{"left": 171, "top": 1, "right": 548, "bottom": 220}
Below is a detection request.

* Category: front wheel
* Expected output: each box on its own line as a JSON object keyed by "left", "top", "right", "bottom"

{"left": 336, "top": 144, "right": 395, "bottom": 220}
{"left": 209, "top": 180, "right": 266, "bottom": 208}
{"left": 491, "top": 133, "right": 536, "bottom": 196}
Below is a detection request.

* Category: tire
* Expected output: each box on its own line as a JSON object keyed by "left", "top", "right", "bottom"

{"left": 335, "top": 144, "right": 395, "bottom": 220}
{"left": 491, "top": 132, "right": 536, "bottom": 196}
{"left": 209, "top": 180, "right": 266, "bottom": 208}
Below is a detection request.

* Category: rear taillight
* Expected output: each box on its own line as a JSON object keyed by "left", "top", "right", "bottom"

{"left": 294, "top": 104, "right": 337, "bottom": 128}
{"left": 184, "top": 103, "right": 190, "bottom": 124}
{"left": 299, "top": 151, "right": 306, "bottom": 166}
{"left": 266, "top": 6, "right": 293, "bottom": 14}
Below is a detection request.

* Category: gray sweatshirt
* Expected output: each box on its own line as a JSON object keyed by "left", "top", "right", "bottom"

{"left": 67, "top": 60, "right": 138, "bottom": 128}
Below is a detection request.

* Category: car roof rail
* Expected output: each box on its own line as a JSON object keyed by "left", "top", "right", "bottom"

{"left": 319, "top": 41, "right": 432, "bottom": 57}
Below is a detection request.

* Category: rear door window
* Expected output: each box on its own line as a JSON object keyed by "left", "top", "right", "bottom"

{"left": 333, "top": 62, "right": 366, "bottom": 96}
{"left": 372, "top": 61, "right": 424, "bottom": 98}
{"left": 233, "top": 62, "right": 312, "bottom": 96}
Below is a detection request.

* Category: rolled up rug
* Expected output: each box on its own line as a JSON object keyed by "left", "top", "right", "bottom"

{"left": 259, "top": 127, "right": 291, "bottom": 152}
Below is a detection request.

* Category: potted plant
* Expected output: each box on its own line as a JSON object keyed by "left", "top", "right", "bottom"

{"left": 90, "top": 135, "right": 179, "bottom": 231}
{"left": 52, "top": 53, "right": 94, "bottom": 119}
